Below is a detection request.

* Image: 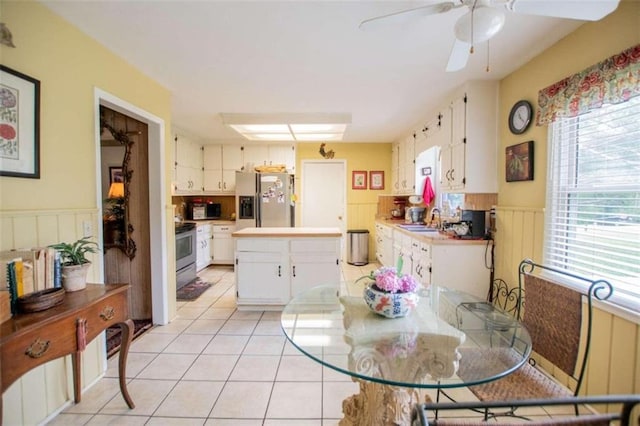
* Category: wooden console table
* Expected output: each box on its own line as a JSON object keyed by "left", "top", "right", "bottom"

{"left": 0, "top": 284, "right": 135, "bottom": 420}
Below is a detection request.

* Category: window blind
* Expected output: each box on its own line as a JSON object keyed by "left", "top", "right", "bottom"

{"left": 544, "top": 96, "right": 640, "bottom": 311}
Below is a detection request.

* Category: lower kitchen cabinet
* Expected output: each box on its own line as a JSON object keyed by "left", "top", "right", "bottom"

{"left": 379, "top": 221, "right": 492, "bottom": 299}
{"left": 234, "top": 234, "right": 341, "bottom": 310}
{"left": 212, "top": 224, "right": 236, "bottom": 265}
{"left": 196, "top": 223, "right": 212, "bottom": 271}
{"left": 375, "top": 222, "right": 393, "bottom": 266}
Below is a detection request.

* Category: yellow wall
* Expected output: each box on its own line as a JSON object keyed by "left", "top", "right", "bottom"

{"left": 296, "top": 142, "right": 392, "bottom": 261}
{"left": 498, "top": 1, "right": 640, "bottom": 209}
{"left": 0, "top": 1, "right": 172, "bottom": 211}
{"left": 0, "top": 2, "right": 172, "bottom": 424}
{"left": 496, "top": 0, "right": 640, "bottom": 396}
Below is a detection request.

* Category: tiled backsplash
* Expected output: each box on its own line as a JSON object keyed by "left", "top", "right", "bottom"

{"left": 376, "top": 193, "right": 497, "bottom": 220}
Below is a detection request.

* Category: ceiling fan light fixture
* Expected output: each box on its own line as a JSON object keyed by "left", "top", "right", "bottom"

{"left": 454, "top": 6, "right": 505, "bottom": 44}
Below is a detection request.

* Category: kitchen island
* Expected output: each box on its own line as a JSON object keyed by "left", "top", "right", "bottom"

{"left": 232, "top": 227, "right": 342, "bottom": 310}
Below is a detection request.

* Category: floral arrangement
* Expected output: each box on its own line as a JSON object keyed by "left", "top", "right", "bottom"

{"left": 360, "top": 257, "right": 418, "bottom": 294}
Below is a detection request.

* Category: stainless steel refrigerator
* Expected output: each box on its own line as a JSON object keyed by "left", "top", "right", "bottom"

{"left": 235, "top": 171, "right": 295, "bottom": 230}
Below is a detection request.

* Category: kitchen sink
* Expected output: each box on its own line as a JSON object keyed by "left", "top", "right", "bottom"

{"left": 396, "top": 224, "right": 439, "bottom": 233}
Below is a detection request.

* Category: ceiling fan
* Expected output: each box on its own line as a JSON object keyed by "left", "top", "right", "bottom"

{"left": 359, "top": 0, "right": 620, "bottom": 72}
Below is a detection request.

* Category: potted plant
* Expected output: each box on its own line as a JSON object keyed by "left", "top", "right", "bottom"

{"left": 49, "top": 237, "right": 100, "bottom": 292}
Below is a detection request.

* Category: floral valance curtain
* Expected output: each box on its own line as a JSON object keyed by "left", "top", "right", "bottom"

{"left": 536, "top": 44, "right": 640, "bottom": 125}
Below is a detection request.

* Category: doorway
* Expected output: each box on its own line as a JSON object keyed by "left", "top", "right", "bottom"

{"left": 95, "top": 89, "right": 170, "bottom": 325}
{"left": 301, "top": 160, "right": 347, "bottom": 257}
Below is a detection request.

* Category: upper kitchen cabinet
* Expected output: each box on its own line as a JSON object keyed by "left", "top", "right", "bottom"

{"left": 203, "top": 144, "right": 243, "bottom": 194}
{"left": 243, "top": 144, "right": 296, "bottom": 173}
{"left": 174, "top": 133, "right": 203, "bottom": 194}
{"left": 392, "top": 135, "right": 416, "bottom": 195}
{"left": 439, "top": 80, "right": 498, "bottom": 193}
{"left": 268, "top": 144, "right": 296, "bottom": 173}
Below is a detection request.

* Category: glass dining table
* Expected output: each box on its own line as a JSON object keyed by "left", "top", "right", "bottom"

{"left": 281, "top": 282, "right": 532, "bottom": 426}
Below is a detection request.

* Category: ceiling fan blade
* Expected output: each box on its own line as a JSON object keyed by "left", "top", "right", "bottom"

{"left": 446, "top": 39, "right": 471, "bottom": 72}
{"left": 359, "top": 2, "right": 457, "bottom": 31}
{"left": 507, "top": 0, "right": 620, "bottom": 21}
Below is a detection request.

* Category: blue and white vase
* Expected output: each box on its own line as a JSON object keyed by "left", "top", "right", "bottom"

{"left": 363, "top": 283, "right": 419, "bottom": 319}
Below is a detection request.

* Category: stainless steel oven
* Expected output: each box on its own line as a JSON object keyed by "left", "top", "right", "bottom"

{"left": 175, "top": 222, "right": 197, "bottom": 289}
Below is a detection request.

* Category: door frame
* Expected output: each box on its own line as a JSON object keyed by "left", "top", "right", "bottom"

{"left": 300, "top": 159, "right": 347, "bottom": 259}
{"left": 93, "top": 88, "right": 170, "bottom": 325}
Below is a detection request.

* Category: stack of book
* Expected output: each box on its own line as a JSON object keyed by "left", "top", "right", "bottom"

{"left": 1, "top": 248, "right": 62, "bottom": 316}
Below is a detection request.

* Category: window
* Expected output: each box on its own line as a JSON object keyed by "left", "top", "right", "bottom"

{"left": 545, "top": 96, "right": 640, "bottom": 311}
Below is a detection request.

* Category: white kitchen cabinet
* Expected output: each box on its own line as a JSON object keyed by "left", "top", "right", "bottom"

{"left": 243, "top": 145, "right": 269, "bottom": 171}
{"left": 392, "top": 134, "right": 417, "bottom": 195}
{"left": 375, "top": 222, "right": 393, "bottom": 266}
{"left": 236, "top": 250, "right": 290, "bottom": 304}
{"left": 439, "top": 80, "right": 498, "bottom": 193}
{"left": 203, "top": 144, "right": 243, "bottom": 194}
{"left": 290, "top": 239, "right": 340, "bottom": 297}
{"left": 401, "top": 134, "right": 416, "bottom": 194}
{"left": 391, "top": 142, "right": 400, "bottom": 194}
{"left": 212, "top": 224, "right": 236, "bottom": 264}
{"left": 235, "top": 234, "right": 341, "bottom": 310}
{"left": 243, "top": 144, "right": 297, "bottom": 173}
{"left": 391, "top": 226, "right": 491, "bottom": 299}
{"left": 174, "top": 134, "right": 203, "bottom": 194}
{"left": 430, "top": 243, "right": 490, "bottom": 299}
{"left": 412, "top": 241, "right": 430, "bottom": 287}
{"left": 268, "top": 145, "right": 296, "bottom": 173}
{"left": 440, "top": 98, "right": 465, "bottom": 191}
{"left": 196, "top": 223, "right": 212, "bottom": 271}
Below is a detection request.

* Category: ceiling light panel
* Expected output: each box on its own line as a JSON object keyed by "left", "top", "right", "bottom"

{"left": 230, "top": 124, "right": 290, "bottom": 133}
{"left": 290, "top": 124, "right": 347, "bottom": 133}
{"left": 245, "top": 133, "right": 295, "bottom": 141}
{"left": 221, "top": 113, "right": 351, "bottom": 142}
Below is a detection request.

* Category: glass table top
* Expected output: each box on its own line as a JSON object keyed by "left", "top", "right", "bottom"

{"left": 281, "top": 282, "right": 532, "bottom": 389}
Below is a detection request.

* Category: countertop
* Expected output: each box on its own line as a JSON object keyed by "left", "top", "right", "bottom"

{"left": 376, "top": 219, "right": 491, "bottom": 246}
{"left": 183, "top": 219, "right": 236, "bottom": 226}
{"left": 232, "top": 227, "right": 342, "bottom": 238}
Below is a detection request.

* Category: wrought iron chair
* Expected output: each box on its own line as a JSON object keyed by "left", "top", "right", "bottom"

{"left": 453, "top": 259, "right": 614, "bottom": 419}
{"left": 412, "top": 394, "right": 640, "bottom": 425}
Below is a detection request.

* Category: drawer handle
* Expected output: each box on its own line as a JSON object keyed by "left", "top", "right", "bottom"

{"left": 25, "top": 338, "right": 50, "bottom": 358}
{"left": 100, "top": 306, "right": 115, "bottom": 321}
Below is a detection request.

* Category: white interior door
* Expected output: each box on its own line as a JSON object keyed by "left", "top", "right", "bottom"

{"left": 301, "top": 160, "right": 346, "bottom": 257}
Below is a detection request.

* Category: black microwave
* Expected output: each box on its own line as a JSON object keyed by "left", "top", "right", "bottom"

{"left": 186, "top": 202, "right": 221, "bottom": 220}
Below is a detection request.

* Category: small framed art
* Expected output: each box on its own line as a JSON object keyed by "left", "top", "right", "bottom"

{"left": 352, "top": 170, "right": 367, "bottom": 190}
{"left": 0, "top": 65, "right": 41, "bottom": 179}
{"left": 506, "top": 141, "right": 534, "bottom": 182}
{"left": 110, "top": 167, "right": 124, "bottom": 184}
{"left": 369, "top": 170, "right": 384, "bottom": 190}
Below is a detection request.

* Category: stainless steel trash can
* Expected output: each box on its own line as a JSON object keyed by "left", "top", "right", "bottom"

{"left": 347, "top": 229, "right": 369, "bottom": 266}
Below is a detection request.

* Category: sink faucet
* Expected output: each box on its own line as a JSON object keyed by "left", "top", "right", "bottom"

{"left": 430, "top": 208, "right": 441, "bottom": 229}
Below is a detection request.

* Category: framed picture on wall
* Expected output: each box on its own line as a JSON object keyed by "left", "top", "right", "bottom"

{"left": 0, "top": 65, "right": 41, "bottom": 179}
{"left": 109, "top": 167, "right": 124, "bottom": 184}
{"left": 506, "top": 141, "right": 534, "bottom": 182}
{"left": 352, "top": 170, "right": 367, "bottom": 190}
{"left": 370, "top": 171, "right": 384, "bottom": 190}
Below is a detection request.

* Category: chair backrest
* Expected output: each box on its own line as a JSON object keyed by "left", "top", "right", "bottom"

{"left": 412, "top": 394, "right": 640, "bottom": 426}
{"left": 516, "top": 259, "right": 614, "bottom": 396}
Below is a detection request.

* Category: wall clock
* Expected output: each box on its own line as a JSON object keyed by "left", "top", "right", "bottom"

{"left": 508, "top": 100, "right": 533, "bottom": 135}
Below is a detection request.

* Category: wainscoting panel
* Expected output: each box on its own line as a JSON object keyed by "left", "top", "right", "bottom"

{"left": 0, "top": 208, "right": 104, "bottom": 426}
{"left": 494, "top": 205, "right": 639, "bottom": 401}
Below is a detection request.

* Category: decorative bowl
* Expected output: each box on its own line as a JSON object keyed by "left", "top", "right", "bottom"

{"left": 17, "top": 287, "right": 65, "bottom": 313}
{"left": 363, "top": 283, "right": 419, "bottom": 319}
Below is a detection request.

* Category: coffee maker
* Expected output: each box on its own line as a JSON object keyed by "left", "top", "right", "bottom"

{"left": 461, "top": 210, "right": 488, "bottom": 238}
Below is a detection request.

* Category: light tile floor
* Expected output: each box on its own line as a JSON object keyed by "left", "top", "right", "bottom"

{"left": 48, "top": 263, "right": 568, "bottom": 425}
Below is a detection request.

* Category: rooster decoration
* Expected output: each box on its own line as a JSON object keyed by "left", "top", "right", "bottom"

{"left": 319, "top": 143, "right": 335, "bottom": 159}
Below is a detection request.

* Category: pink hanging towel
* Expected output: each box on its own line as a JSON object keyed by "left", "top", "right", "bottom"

{"left": 423, "top": 176, "right": 435, "bottom": 205}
